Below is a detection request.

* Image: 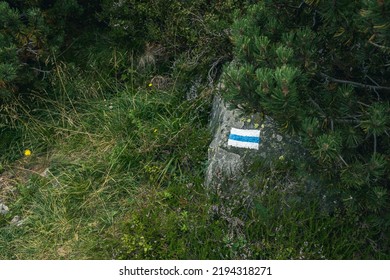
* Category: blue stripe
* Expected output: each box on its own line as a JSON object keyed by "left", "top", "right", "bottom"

{"left": 229, "top": 134, "right": 260, "bottom": 143}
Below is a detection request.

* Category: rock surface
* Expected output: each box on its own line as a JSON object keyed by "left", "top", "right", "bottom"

{"left": 205, "top": 90, "right": 304, "bottom": 189}
{"left": 0, "top": 202, "right": 9, "bottom": 215}
{"left": 10, "top": 215, "right": 24, "bottom": 227}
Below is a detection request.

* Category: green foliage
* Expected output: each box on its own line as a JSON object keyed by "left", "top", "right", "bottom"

{"left": 361, "top": 102, "right": 390, "bottom": 136}
{"left": 0, "top": 50, "right": 214, "bottom": 259}
{"left": 98, "top": 0, "right": 251, "bottom": 86}
{"left": 312, "top": 133, "right": 342, "bottom": 165}
{"left": 0, "top": 0, "right": 101, "bottom": 128}
{"left": 223, "top": 0, "right": 390, "bottom": 244}
{"left": 99, "top": 0, "right": 247, "bottom": 50}
{"left": 3, "top": 47, "right": 384, "bottom": 259}
{"left": 2, "top": 0, "right": 390, "bottom": 260}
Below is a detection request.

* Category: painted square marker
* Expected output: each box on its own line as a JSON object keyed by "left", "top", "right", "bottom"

{"left": 228, "top": 128, "right": 261, "bottom": 150}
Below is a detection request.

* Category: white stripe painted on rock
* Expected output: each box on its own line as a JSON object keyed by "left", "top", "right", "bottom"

{"left": 228, "top": 128, "right": 261, "bottom": 150}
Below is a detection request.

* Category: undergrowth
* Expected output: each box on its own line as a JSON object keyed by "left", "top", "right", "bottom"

{"left": 0, "top": 46, "right": 388, "bottom": 259}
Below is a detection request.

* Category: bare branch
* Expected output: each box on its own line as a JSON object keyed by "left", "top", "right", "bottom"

{"left": 208, "top": 56, "right": 227, "bottom": 86}
{"left": 320, "top": 73, "right": 390, "bottom": 91}
{"left": 30, "top": 67, "right": 51, "bottom": 74}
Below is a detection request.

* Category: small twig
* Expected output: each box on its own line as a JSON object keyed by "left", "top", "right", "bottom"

{"left": 366, "top": 75, "right": 381, "bottom": 100}
{"left": 58, "top": 37, "right": 79, "bottom": 57}
{"left": 357, "top": 101, "right": 370, "bottom": 107}
{"left": 308, "top": 97, "right": 326, "bottom": 117}
{"left": 335, "top": 118, "right": 360, "bottom": 124}
{"left": 208, "top": 56, "right": 227, "bottom": 86}
{"left": 320, "top": 73, "right": 390, "bottom": 91}
{"left": 368, "top": 40, "right": 390, "bottom": 51}
{"left": 339, "top": 155, "right": 349, "bottom": 167}
{"left": 25, "top": 47, "right": 38, "bottom": 55}
{"left": 30, "top": 67, "right": 51, "bottom": 74}
{"left": 366, "top": 75, "right": 380, "bottom": 87}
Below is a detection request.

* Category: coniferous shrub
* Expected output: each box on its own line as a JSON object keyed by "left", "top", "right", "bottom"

{"left": 223, "top": 0, "right": 390, "bottom": 245}
{"left": 98, "top": 0, "right": 250, "bottom": 73}
{"left": 0, "top": 0, "right": 100, "bottom": 126}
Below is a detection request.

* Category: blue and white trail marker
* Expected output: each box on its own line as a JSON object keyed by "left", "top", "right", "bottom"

{"left": 228, "top": 128, "right": 261, "bottom": 150}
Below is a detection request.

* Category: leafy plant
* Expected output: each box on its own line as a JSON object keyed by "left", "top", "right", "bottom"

{"left": 223, "top": 0, "right": 390, "bottom": 248}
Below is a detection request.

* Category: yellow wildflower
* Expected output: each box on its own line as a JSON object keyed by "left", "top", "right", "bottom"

{"left": 24, "top": 149, "right": 32, "bottom": 157}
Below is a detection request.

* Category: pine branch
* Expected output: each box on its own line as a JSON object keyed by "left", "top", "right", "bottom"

{"left": 320, "top": 73, "right": 390, "bottom": 91}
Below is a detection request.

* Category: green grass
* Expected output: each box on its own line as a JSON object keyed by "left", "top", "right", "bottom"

{"left": 0, "top": 49, "right": 388, "bottom": 260}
